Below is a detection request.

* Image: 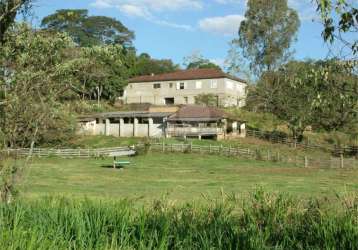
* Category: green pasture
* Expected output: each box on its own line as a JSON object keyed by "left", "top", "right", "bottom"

{"left": 19, "top": 152, "right": 358, "bottom": 202}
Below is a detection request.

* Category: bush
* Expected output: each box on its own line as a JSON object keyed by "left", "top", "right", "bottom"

{"left": 136, "top": 140, "right": 151, "bottom": 155}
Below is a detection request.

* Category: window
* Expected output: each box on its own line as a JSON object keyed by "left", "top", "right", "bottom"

{"left": 176, "top": 82, "right": 187, "bottom": 90}
{"left": 196, "top": 81, "right": 202, "bottom": 89}
{"left": 153, "top": 83, "right": 161, "bottom": 89}
{"left": 169, "top": 83, "right": 173, "bottom": 88}
{"left": 211, "top": 80, "right": 218, "bottom": 89}
{"left": 165, "top": 97, "right": 175, "bottom": 105}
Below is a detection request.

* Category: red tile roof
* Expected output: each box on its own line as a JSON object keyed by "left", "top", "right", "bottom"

{"left": 167, "top": 105, "right": 234, "bottom": 122}
{"left": 129, "top": 68, "right": 246, "bottom": 83}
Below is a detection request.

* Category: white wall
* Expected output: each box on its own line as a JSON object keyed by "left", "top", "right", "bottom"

{"left": 95, "top": 124, "right": 105, "bottom": 135}
{"left": 108, "top": 124, "right": 120, "bottom": 137}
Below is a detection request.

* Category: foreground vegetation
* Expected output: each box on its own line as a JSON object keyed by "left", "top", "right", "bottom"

{"left": 1, "top": 190, "right": 357, "bottom": 249}
{"left": 19, "top": 153, "right": 358, "bottom": 201}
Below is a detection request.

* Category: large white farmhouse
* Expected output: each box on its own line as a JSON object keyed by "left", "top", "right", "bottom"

{"left": 122, "top": 68, "right": 247, "bottom": 107}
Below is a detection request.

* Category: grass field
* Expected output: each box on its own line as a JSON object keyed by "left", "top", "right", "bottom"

{"left": 19, "top": 152, "right": 358, "bottom": 202}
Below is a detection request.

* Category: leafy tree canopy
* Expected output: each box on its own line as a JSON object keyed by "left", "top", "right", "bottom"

{"left": 0, "top": 0, "right": 32, "bottom": 43}
{"left": 0, "top": 24, "right": 79, "bottom": 148}
{"left": 72, "top": 44, "right": 130, "bottom": 101}
{"left": 184, "top": 52, "right": 221, "bottom": 70}
{"left": 237, "top": 0, "right": 300, "bottom": 76}
{"left": 195, "top": 94, "right": 219, "bottom": 107}
{"left": 247, "top": 59, "right": 358, "bottom": 138}
{"left": 41, "top": 9, "right": 135, "bottom": 48}
{"left": 133, "top": 53, "right": 180, "bottom": 76}
{"left": 316, "top": 0, "right": 357, "bottom": 57}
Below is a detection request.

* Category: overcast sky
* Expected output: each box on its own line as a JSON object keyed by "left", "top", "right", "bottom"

{"left": 30, "top": 0, "right": 331, "bottom": 67}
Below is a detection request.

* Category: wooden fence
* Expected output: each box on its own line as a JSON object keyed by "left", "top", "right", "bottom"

{"left": 246, "top": 129, "right": 358, "bottom": 156}
{"left": 149, "top": 142, "right": 358, "bottom": 169}
{"left": 2, "top": 147, "right": 135, "bottom": 158}
{"left": 2, "top": 143, "right": 358, "bottom": 169}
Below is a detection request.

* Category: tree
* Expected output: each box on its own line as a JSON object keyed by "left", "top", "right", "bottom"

{"left": 248, "top": 59, "right": 358, "bottom": 140}
{"left": 236, "top": 0, "right": 300, "bottom": 75}
{"left": 316, "top": 0, "right": 357, "bottom": 58}
{"left": 195, "top": 94, "right": 219, "bottom": 107}
{"left": 1, "top": 24, "right": 79, "bottom": 148}
{"left": 73, "top": 45, "right": 130, "bottom": 101}
{"left": 310, "top": 59, "right": 358, "bottom": 131}
{"left": 0, "top": 0, "right": 32, "bottom": 43}
{"left": 133, "top": 53, "right": 179, "bottom": 76}
{"left": 252, "top": 61, "right": 317, "bottom": 140}
{"left": 183, "top": 52, "right": 222, "bottom": 70}
{"left": 224, "top": 41, "right": 253, "bottom": 83}
{"left": 41, "top": 9, "right": 135, "bottom": 48}
{"left": 0, "top": 24, "right": 83, "bottom": 202}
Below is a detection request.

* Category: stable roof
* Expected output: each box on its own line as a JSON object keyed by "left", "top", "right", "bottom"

{"left": 167, "top": 105, "right": 237, "bottom": 122}
{"left": 78, "top": 111, "right": 173, "bottom": 121}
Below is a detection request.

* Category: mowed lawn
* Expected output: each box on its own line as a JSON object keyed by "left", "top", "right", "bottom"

{"left": 20, "top": 152, "right": 358, "bottom": 202}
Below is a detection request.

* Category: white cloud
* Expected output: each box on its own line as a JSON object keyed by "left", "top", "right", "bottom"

{"left": 91, "top": 0, "right": 203, "bottom": 12}
{"left": 118, "top": 4, "right": 152, "bottom": 19}
{"left": 154, "top": 20, "right": 193, "bottom": 31}
{"left": 91, "top": 0, "right": 112, "bottom": 8}
{"left": 213, "top": 0, "right": 246, "bottom": 4}
{"left": 198, "top": 15, "right": 244, "bottom": 36}
{"left": 90, "top": 0, "right": 197, "bottom": 31}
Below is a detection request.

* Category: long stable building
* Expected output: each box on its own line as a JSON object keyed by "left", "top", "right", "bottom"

{"left": 78, "top": 105, "right": 246, "bottom": 140}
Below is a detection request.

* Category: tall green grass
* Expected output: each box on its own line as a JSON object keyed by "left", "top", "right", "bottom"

{"left": 0, "top": 190, "right": 357, "bottom": 249}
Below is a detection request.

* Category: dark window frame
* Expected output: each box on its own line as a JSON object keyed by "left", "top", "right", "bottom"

{"left": 153, "top": 83, "right": 161, "bottom": 89}
{"left": 179, "top": 82, "right": 185, "bottom": 90}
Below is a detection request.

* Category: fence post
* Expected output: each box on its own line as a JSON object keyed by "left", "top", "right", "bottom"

{"left": 304, "top": 156, "right": 308, "bottom": 168}
{"left": 190, "top": 142, "right": 193, "bottom": 153}
{"left": 220, "top": 144, "right": 223, "bottom": 155}
{"left": 340, "top": 153, "right": 344, "bottom": 168}
{"left": 209, "top": 144, "right": 212, "bottom": 153}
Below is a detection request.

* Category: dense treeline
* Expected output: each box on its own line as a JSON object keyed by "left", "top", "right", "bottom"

{"left": 234, "top": 0, "right": 358, "bottom": 141}
{"left": 246, "top": 60, "right": 358, "bottom": 140}
{"left": 0, "top": 190, "right": 357, "bottom": 249}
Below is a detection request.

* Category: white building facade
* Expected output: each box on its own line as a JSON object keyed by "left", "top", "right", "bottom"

{"left": 122, "top": 69, "right": 247, "bottom": 107}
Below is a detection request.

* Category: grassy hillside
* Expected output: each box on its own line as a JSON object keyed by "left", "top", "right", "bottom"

{"left": 226, "top": 108, "right": 286, "bottom": 132}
